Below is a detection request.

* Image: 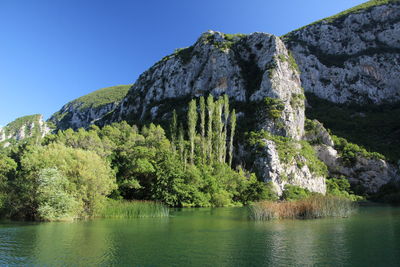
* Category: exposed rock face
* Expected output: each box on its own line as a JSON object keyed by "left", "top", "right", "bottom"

{"left": 107, "top": 31, "right": 305, "bottom": 140}
{"left": 50, "top": 85, "right": 130, "bottom": 130}
{"left": 0, "top": 114, "right": 51, "bottom": 144}
{"left": 284, "top": 1, "right": 400, "bottom": 104}
{"left": 254, "top": 139, "right": 326, "bottom": 195}
{"left": 304, "top": 119, "right": 334, "bottom": 147}
{"left": 51, "top": 101, "right": 120, "bottom": 130}
{"left": 316, "top": 144, "right": 399, "bottom": 193}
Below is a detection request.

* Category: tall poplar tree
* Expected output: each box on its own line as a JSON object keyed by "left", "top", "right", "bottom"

{"left": 169, "top": 109, "right": 178, "bottom": 150}
{"left": 206, "top": 95, "right": 215, "bottom": 164}
{"left": 199, "top": 96, "right": 206, "bottom": 163}
{"left": 228, "top": 109, "right": 236, "bottom": 167}
{"left": 178, "top": 124, "right": 185, "bottom": 163}
{"left": 222, "top": 95, "right": 230, "bottom": 162}
{"left": 187, "top": 99, "right": 198, "bottom": 164}
{"left": 213, "top": 98, "right": 224, "bottom": 163}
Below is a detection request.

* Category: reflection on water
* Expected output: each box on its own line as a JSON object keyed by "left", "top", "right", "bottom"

{"left": 0, "top": 206, "right": 399, "bottom": 266}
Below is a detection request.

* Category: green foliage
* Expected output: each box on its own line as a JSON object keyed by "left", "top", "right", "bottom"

{"left": 305, "top": 92, "right": 399, "bottom": 162}
{"left": 42, "top": 103, "right": 271, "bottom": 209}
{"left": 281, "top": 184, "right": 312, "bottom": 201}
{"left": 290, "top": 93, "right": 305, "bottom": 109}
{"left": 222, "top": 33, "right": 246, "bottom": 42}
{"left": 1, "top": 114, "right": 41, "bottom": 135}
{"left": 304, "top": 119, "right": 322, "bottom": 144}
{"left": 0, "top": 114, "right": 45, "bottom": 145}
{"left": 320, "top": 0, "right": 399, "bottom": 24}
{"left": 187, "top": 99, "right": 198, "bottom": 164}
{"left": 332, "top": 135, "right": 385, "bottom": 166}
{"left": 276, "top": 52, "right": 300, "bottom": 73}
{"left": 299, "top": 141, "right": 329, "bottom": 177}
{"left": 0, "top": 154, "right": 16, "bottom": 211}
{"left": 36, "top": 168, "right": 79, "bottom": 221}
{"left": 174, "top": 46, "right": 195, "bottom": 65}
{"left": 263, "top": 97, "right": 284, "bottom": 120}
{"left": 8, "top": 143, "right": 116, "bottom": 220}
{"left": 50, "top": 85, "right": 130, "bottom": 127}
{"left": 284, "top": 0, "right": 399, "bottom": 38}
{"left": 203, "top": 32, "right": 246, "bottom": 51}
{"left": 326, "top": 177, "right": 364, "bottom": 201}
{"left": 97, "top": 200, "right": 169, "bottom": 218}
{"left": 68, "top": 85, "right": 130, "bottom": 110}
{"left": 265, "top": 60, "right": 277, "bottom": 78}
{"left": 228, "top": 109, "right": 236, "bottom": 167}
{"left": 287, "top": 51, "right": 300, "bottom": 73}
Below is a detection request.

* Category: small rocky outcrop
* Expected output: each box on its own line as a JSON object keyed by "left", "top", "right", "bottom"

{"left": 284, "top": 1, "right": 400, "bottom": 104}
{"left": 49, "top": 85, "right": 130, "bottom": 130}
{"left": 254, "top": 138, "right": 326, "bottom": 195}
{"left": 304, "top": 119, "right": 334, "bottom": 147}
{"left": 310, "top": 121, "right": 400, "bottom": 194}
{"left": 0, "top": 114, "right": 51, "bottom": 145}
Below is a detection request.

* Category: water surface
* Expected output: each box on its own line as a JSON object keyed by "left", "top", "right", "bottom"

{"left": 1, "top": 206, "right": 399, "bottom": 266}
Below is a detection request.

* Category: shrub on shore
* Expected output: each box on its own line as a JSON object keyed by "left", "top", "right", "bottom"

{"left": 249, "top": 195, "right": 356, "bottom": 220}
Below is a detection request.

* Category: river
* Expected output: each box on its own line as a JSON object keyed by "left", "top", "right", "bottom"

{"left": 0, "top": 206, "right": 399, "bottom": 266}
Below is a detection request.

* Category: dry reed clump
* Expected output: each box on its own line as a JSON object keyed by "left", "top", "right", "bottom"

{"left": 249, "top": 195, "right": 356, "bottom": 220}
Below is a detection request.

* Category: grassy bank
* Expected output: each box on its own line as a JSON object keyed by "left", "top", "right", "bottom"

{"left": 249, "top": 195, "right": 356, "bottom": 220}
{"left": 97, "top": 200, "right": 169, "bottom": 218}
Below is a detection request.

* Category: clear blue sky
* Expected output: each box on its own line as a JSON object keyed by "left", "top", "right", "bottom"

{"left": 0, "top": 0, "right": 366, "bottom": 126}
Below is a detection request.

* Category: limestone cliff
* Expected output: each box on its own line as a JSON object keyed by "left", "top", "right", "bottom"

{"left": 284, "top": 0, "right": 400, "bottom": 104}
{"left": 305, "top": 119, "right": 399, "bottom": 193}
{"left": 104, "top": 31, "right": 305, "bottom": 140}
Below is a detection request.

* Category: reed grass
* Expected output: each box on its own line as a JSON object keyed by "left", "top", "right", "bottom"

{"left": 249, "top": 195, "right": 356, "bottom": 220}
{"left": 98, "top": 200, "right": 169, "bottom": 218}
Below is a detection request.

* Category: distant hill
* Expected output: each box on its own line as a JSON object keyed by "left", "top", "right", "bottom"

{"left": 0, "top": 114, "right": 51, "bottom": 146}
{"left": 49, "top": 84, "right": 131, "bottom": 130}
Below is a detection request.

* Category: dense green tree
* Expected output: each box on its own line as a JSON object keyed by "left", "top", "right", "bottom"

{"left": 0, "top": 154, "right": 17, "bottom": 210}
{"left": 199, "top": 96, "right": 206, "bottom": 163}
{"left": 222, "top": 95, "right": 230, "bottom": 162}
{"left": 9, "top": 143, "right": 116, "bottom": 219}
{"left": 36, "top": 168, "right": 79, "bottom": 221}
{"left": 170, "top": 109, "right": 178, "bottom": 150}
{"left": 206, "top": 95, "right": 215, "bottom": 164}
{"left": 213, "top": 98, "right": 224, "bottom": 163}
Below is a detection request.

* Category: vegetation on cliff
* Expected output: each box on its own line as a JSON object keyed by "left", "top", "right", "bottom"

{"left": 305, "top": 93, "right": 399, "bottom": 162}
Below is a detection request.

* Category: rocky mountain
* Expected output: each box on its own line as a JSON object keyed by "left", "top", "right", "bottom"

{"left": 4, "top": 0, "right": 399, "bottom": 196}
{"left": 104, "top": 31, "right": 305, "bottom": 140}
{"left": 49, "top": 84, "right": 131, "bottom": 130}
{"left": 284, "top": 0, "right": 400, "bottom": 104}
{"left": 0, "top": 114, "right": 51, "bottom": 146}
{"left": 92, "top": 1, "right": 400, "bottom": 195}
{"left": 98, "top": 30, "right": 328, "bottom": 195}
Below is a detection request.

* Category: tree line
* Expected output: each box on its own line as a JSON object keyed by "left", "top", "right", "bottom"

{"left": 0, "top": 95, "right": 273, "bottom": 221}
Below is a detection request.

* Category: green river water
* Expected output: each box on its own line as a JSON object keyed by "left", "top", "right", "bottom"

{"left": 0, "top": 206, "right": 399, "bottom": 266}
